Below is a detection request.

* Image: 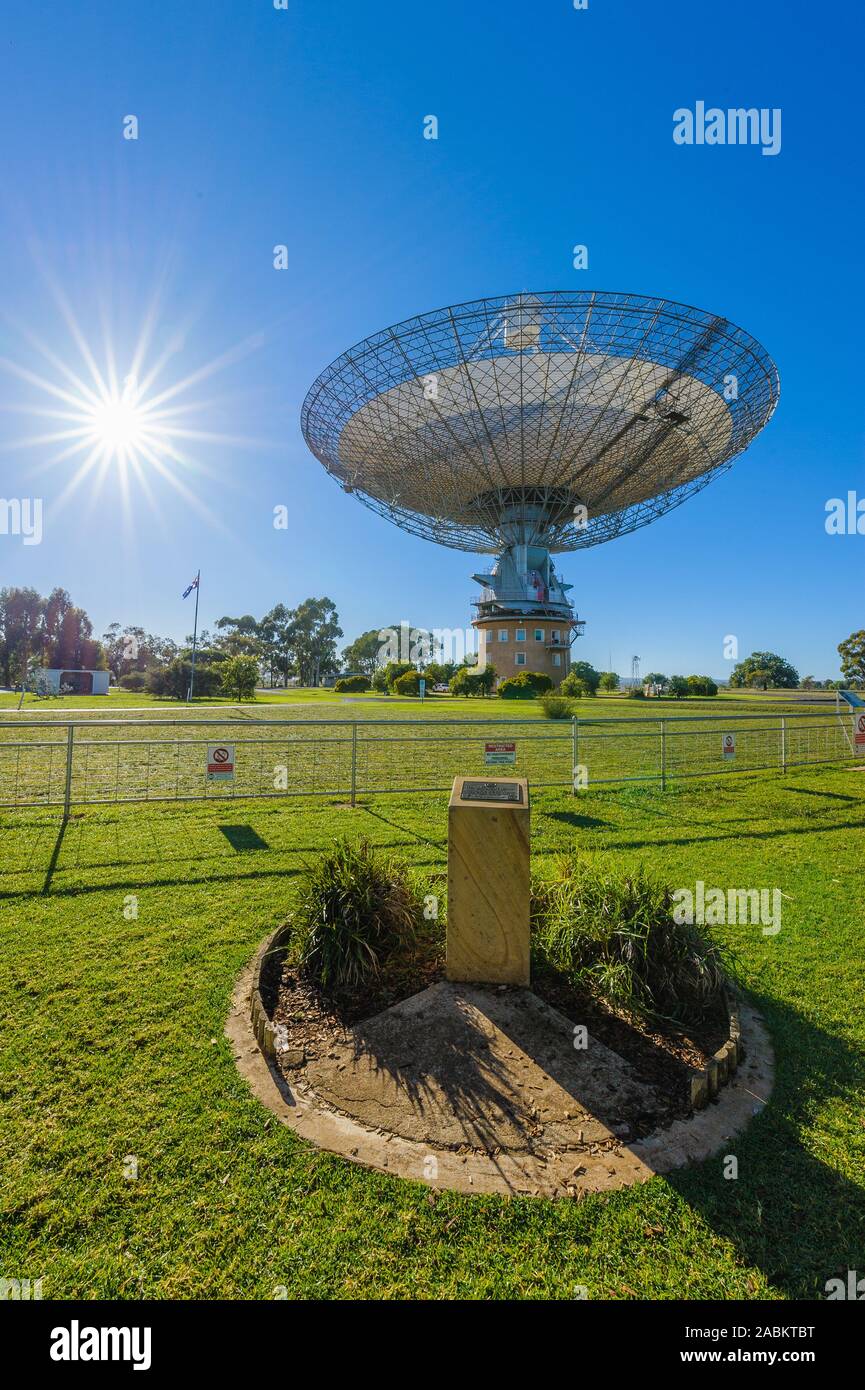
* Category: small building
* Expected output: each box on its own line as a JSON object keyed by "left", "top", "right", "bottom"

{"left": 36, "top": 668, "right": 110, "bottom": 696}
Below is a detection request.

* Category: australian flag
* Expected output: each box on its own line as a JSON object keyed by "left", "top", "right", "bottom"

{"left": 182, "top": 574, "right": 199, "bottom": 599}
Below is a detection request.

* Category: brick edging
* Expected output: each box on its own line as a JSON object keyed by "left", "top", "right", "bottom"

{"left": 688, "top": 989, "right": 743, "bottom": 1109}
{"left": 249, "top": 922, "right": 293, "bottom": 1060}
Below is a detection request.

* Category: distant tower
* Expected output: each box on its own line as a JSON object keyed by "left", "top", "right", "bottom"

{"left": 631, "top": 655, "right": 641, "bottom": 688}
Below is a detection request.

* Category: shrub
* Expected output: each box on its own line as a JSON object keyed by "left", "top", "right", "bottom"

{"left": 221, "top": 654, "right": 259, "bottom": 701}
{"left": 539, "top": 693, "right": 573, "bottom": 719}
{"left": 393, "top": 669, "right": 424, "bottom": 696}
{"left": 293, "top": 839, "right": 424, "bottom": 991}
{"left": 532, "top": 856, "right": 730, "bottom": 1026}
{"left": 334, "top": 674, "right": 370, "bottom": 693}
{"left": 449, "top": 665, "right": 495, "bottom": 697}
{"left": 626, "top": 686, "right": 646, "bottom": 699}
{"left": 384, "top": 661, "right": 415, "bottom": 691}
{"left": 118, "top": 671, "right": 146, "bottom": 691}
{"left": 146, "top": 660, "right": 222, "bottom": 699}
{"left": 498, "top": 671, "right": 553, "bottom": 698}
{"left": 559, "top": 673, "right": 589, "bottom": 698}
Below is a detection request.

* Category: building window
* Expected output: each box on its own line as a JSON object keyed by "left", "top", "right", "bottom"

{"left": 551, "top": 629, "right": 560, "bottom": 643}
{"left": 498, "top": 629, "right": 508, "bottom": 642}
{"left": 515, "top": 652, "right": 526, "bottom": 666}
{"left": 533, "top": 628, "right": 544, "bottom": 642}
{"left": 515, "top": 628, "right": 526, "bottom": 642}
{"left": 552, "top": 652, "right": 562, "bottom": 667}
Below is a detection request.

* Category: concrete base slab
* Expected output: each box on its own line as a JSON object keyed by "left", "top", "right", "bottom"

{"left": 305, "top": 982, "right": 659, "bottom": 1154}
{"left": 227, "top": 961, "right": 775, "bottom": 1199}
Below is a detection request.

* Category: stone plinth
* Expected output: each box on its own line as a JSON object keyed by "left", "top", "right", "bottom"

{"left": 446, "top": 775, "right": 530, "bottom": 985}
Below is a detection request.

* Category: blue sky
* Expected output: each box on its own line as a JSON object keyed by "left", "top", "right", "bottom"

{"left": 0, "top": 0, "right": 861, "bottom": 680}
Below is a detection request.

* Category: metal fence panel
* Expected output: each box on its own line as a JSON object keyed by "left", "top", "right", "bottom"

{"left": 0, "top": 710, "right": 857, "bottom": 811}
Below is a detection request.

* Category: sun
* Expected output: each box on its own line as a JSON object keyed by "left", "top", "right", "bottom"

{"left": 85, "top": 382, "right": 148, "bottom": 458}
{"left": 0, "top": 291, "right": 264, "bottom": 528}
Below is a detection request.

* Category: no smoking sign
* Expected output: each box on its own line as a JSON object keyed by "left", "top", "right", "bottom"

{"left": 207, "top": 743, "right": 236, "bottom": 782}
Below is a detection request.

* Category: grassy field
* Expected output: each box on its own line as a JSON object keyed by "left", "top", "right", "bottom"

{"left": 1, "top": 763, "right": 863, "bottom": 1299}
{"left": 0, "top": 685, "right": 841, "bottom": 712}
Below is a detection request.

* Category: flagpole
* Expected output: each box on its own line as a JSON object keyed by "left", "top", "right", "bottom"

{"left": 187, "top": 570, "right": 200, "bottom": 703}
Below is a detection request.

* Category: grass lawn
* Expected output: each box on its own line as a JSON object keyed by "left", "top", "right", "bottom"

{"left": 0, "top": 686, "right": 839, "bottom": 712}
{"left": 1, "top": 763, "right": 863, "bottom": 1299}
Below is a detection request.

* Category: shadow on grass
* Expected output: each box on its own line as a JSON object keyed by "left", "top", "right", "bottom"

{"left": 543, "top": 810, "right": 609, "bottom": 830}
{"left": 613, "top": 817, "right": 865, "bottom": 853}
{"left": 665, "top": 990, "right": 865, "bottom": 1299}
{"left": 40, "top": 817, "right": 70, "bottom": 896}
{"left": 357, "top": 805, "right": 446, "bottom": 851}
{"left": 218, "top": 824, "right": 270, "bottom": 852}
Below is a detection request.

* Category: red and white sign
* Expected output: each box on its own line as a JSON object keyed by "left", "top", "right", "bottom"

{"left": 722, "top": 732, "right": 736, "bottom": 761}
{"left": 485, "top": 741, "right": 516, "bottom": 765}
{"left": 855, "top": 713, "right": 865, "bottom": 749}
{"left": 207, "top": 743, "right": 235, "bottom": 782}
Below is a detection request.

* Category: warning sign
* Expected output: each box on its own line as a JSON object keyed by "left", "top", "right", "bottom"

{"left": 722, "top": 733, "right": 736, "bottom": 761}
{"left": 485, "top": 741, "right": 516, "bottom": 766}
{"left": 207, "top": 743, "right": 235, "bottom": 782}
{"left": 855, "top": 713, "right": 865, "bottom": 749}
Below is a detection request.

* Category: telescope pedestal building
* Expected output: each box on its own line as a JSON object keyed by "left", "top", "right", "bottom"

{"left": 471, "top": 543, "right": 584, "bottom": 687}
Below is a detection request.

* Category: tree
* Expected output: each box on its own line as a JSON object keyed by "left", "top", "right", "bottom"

{"left": 729, "top": 651, "right": 799, "bottom": 690}
{"left": 668, "top": 676, "right": 689, "bottom": 699}
{"left": 102, "top": 623, "right": 176, "bottom": 681}
{"left": 686, "top": 675, "right": 719, "bottom": 697}
{"left": 220, "top": 655, "right": 259, "bottom": 701}
{"left": 0, "top": 586, "right": 42, "bottom": 686}
{"left": 838, "top": 631, "right": 865, "bottom": 688}
{"left": 746, "top": 668, "right": 771, "bottom": 690}
{"left": 0, "top": 586, "right": 106, "bottom": 687}
{"left": 41, "top": 588, "right": 105, "bottom": 670}
{"left": 569, "top": 660, "right": 600, "bottom": 694}
{"left": 423, "top": 660, "right": 458, "bottom": 686}
{"left": 287, "top": 597, "right": 342, "bottom": 686}
{"left": 449, "top": 666, "right": 495, "bottom": 697}
{"left": 598, "top": 671, "right": 619, "bottom": 692}
{"left": 214, "top": 615, "right": 264, "bottom": 664}
{"left": 259, "top": 603, "right": 295, "bottom": 685}
{"left": 342, "top": 629, "right": 386, "bottom": 680}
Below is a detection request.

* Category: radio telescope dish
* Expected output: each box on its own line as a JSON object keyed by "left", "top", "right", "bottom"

{"left": 301, "top": 290, "right": 779, "bottom": 554}
{"left": 301, "top": 290, "right": 779, "bottom": 685}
